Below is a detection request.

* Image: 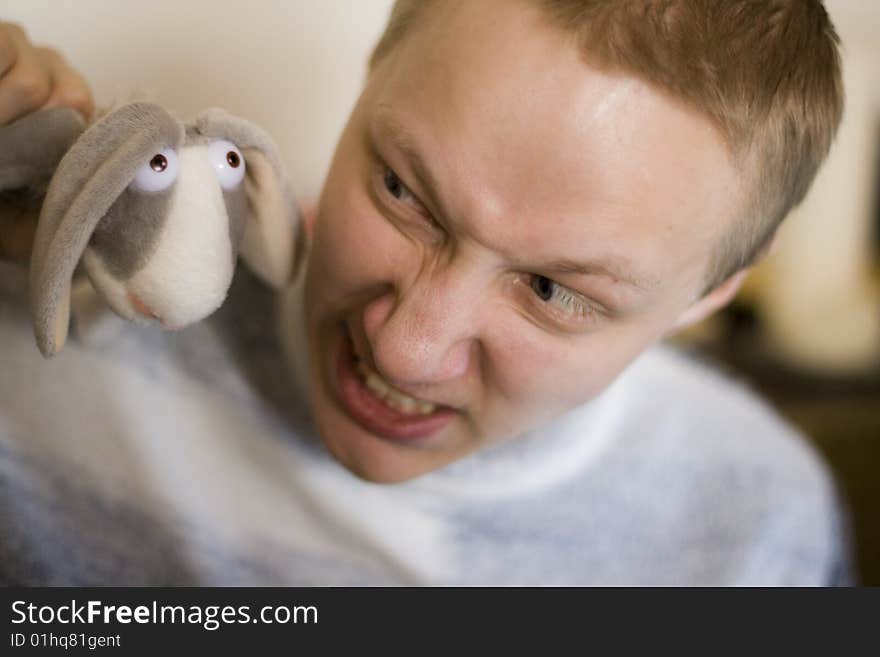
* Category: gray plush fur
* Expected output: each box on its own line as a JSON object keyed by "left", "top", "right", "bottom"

{"left": 89, "top": 187, "right": 174, "bottom": 279}
{"left": 30, "top": 103, "right": 184, "bottom": 357}
{"left": 0, "top": 107, "right": 85, "bottom": 192}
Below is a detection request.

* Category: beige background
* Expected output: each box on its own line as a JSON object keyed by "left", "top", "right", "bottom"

{"left": 751, "top": 0, "right": 880, "bottom": 371}
{"left": 4, "top": 0, "right": 395, "bottom": 200}
{"left": 5, "top": 0, "right": 879, "bottom": 370}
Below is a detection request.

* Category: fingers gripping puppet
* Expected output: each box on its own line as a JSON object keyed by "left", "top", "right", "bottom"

{"left": 0, "top": 102, "right": 299, "bottom": 357}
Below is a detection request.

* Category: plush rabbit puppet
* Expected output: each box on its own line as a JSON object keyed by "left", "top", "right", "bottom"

{"left": 0, "top": 102, "right": 299, "bottom": 357}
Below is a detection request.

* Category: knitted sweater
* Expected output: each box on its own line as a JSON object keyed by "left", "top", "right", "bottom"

{"left": 0, "top": 263, "right": 850, "bottom": 585}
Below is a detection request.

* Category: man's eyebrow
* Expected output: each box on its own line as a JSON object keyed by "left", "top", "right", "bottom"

{"left": 372, "top": 104, "right": 417, "bottom": 153}
{"left": 370, "top": 104, "right": 443, "bottom": 201}
{"left": 541, "top": 258, "right": 654, "bottom": 292}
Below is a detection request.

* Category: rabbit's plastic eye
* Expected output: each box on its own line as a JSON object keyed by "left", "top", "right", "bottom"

{"left": 130, "top": 147, "right": 179, "bottom": 192}
{"left": 208, "top": 139, "right": 246, "bottom": 190}
{"left": 150, "top": 154, "right": 168, "bottom": 172}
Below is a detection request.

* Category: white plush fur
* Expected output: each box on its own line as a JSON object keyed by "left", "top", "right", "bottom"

{"left": 85, "top": 145, "right": 235, "bottom": 329}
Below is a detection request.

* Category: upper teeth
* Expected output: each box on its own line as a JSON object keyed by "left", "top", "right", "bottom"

{"left": 355, "top": 360, "right": 438, "bottom": 416}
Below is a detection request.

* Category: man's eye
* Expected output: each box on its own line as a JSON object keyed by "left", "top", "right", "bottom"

{"left": 531, "top": 275, "right": 555, "bottom": 301}
{"left": 383, "top": 167, "right": 415, "bottom": 203}
{"left": 378, "top": 165, "right": 434, "bottom": 227}
{"left": 529, "top": 275, "right": 596, "bottom": 323}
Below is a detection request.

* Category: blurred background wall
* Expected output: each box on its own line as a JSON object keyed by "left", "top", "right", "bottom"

{"left": 4, "top": 0, "right": 878, "bottom": 583}
{"left": 747, "top": 0, "right": 880, "bottom": 372}
{"left": 4, "top": 0, "right": 395, "bottom": 201}
{"left": 679, "top": 0, "right": 880, "bottom": 584}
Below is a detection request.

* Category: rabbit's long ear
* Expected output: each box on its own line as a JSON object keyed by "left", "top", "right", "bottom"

{"left": 194, "top": 108, "right": 299, "bottom": 289}
{"left": 30, "top": 102, "right": 184, "bottom": 357}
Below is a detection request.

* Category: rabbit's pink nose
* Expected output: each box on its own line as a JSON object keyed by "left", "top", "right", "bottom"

{"left": 128, "top": 290, "right": 160, "bottom": 321}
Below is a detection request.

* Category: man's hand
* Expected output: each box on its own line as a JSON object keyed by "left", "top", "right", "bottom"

{"left": 0, "top": 21, "right": 93, "bottom": 261}
{"left": 0, "top": 21, "right": 93, "bottom": 125}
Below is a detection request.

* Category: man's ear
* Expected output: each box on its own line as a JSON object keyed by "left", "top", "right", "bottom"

{"left": 669, "top": 230, "right": 781, "bottom": 334}
{"left": 670, "top": 268, "right": 750, "bottom": 333}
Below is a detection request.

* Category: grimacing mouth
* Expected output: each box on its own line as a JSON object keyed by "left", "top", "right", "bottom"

{"left": 353, "top": 357, "right": 438, "bottom": 416}
{"left": 344, "top": 321, "right": 456, "bottom": 416}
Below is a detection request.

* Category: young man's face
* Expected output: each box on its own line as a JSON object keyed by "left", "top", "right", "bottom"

{"left": 304, "top": 0, "right": 743, "bottom": 482}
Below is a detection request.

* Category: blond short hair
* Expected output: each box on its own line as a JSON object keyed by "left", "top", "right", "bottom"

{"left": 369, "top": 0, "right": 844, "bottom": 292}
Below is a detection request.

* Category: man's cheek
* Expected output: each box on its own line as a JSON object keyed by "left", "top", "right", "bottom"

{"left": 316, "top": 202, "right": 400, "bottom": 290}
{"left": 492, "top": 329, "right": 634, "bottom": 411}
{"left": 487, "top": 331, "right": 585, "bottom": 406}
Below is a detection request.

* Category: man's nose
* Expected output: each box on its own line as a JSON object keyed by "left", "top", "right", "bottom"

{"left": 362, "top": 265, "right": 481, "bottom": 387}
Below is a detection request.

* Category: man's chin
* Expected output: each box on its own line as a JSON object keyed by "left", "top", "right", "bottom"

{"left": 330, "top": 448, "right": 431, "bottom": 485}
{"left": 309, "top": 399, "right": 447, "bottom": 484}
{"left": 316, "top": 424, "right": 446, "bottom": 484}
